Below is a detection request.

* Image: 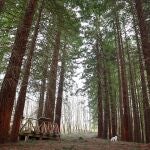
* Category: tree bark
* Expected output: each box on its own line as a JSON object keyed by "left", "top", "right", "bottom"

{"left": 124, "top": 27, "right": 141, "bottom": 142}
{"left": 108, "top": 68, "right": 117, "bottom": 137}
{"left": 10, "top": 1, "right": 43, "bottom": 142}
{"left": 37, "top": 59, "right": 48, "bottom": 119}
{"left": 55, "top": 45, "right": 66, "bottom": 130}
{"left": 102, "top": 60, "right": 110, "bottom": 139}
{"left": 0, "top": 0, "right": 37, "bottom": 143}
{"left": 131, "top": 3, "right": 150, "bottom": 142}
{"left": 97, "top": 35, "right": 110, "bottom": 139}
{"left": 114, "top": 20, "right": 124, "bottom": 140}
{"left": 44, "top": 30, "right": 61, "bottom": 122}
{"left": 95, "top": 40, "right": 103, "bottom": 138}
{"left": 114, "top": 12, "right": 132, "bottom": 141}
{"left": 134, "top": 0, "right": 150, "bottom": 94}
{"left": 117, "top": 53, "right": 124, "bottom": 140}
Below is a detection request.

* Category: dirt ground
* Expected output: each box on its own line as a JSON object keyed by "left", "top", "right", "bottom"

{"left": 0, "top": 133, "right": 150, "bottom": 150}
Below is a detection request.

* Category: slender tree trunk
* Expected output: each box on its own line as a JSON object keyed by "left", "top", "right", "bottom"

{"left": 102, "top": 58, "right": 110, "bottom": 139}
{"left": 55, "top": 46, "right": 66, "bottom": 130}
{"left": 115, "top": 13, "right": 132, "bottom": 141}
{"left": 117, "top": 60, "right": 124, "bottom": 139}
{"left": 37, "top": 44, "right": 49, "bottom": 120}
{"left": 37, "top": 76, "right": 46, "bottom": 119}
{"left": 131, "top": 0, "right": 150, "bottom": 98}
{"left": 10, "top": 1, "right": 43, "bottom": 142}
{"left": 124, "top": 28, "right": 141, "bottom": 142}
{"left": 132, "top": 48, "right": 145, "bottom": 142}
{"left": 95, "top": 40, "right": 103, "bottom": 138}
{"left": 108, "top": 68, "right": 117, "bottom": 137}
{"left": 115, "top": 25, "right": 124, "bottom": 140}
{"left": 37, "top": 58, "right": 48, "bottom": 119}
{"left": 44, "top": 30, "right": 61, "bottom": 121}
{"left": 132, "top": 5, "right": 150, "bottom": 142}
{"left": 0, "top": 0, "right": 37, "bottom": 143}
{"left": 134, "top": 0, "right": 150, "bottom": 93}
{"left": 98, "top": 38, "right": 110, "bottom": 139}
{"left": 108, "top": 102, "right": 111, "bottom": 139}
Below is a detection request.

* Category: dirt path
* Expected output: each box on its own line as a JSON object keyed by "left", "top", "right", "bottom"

{"left": 0, "top": 133, "right": 150, "bottom": 150}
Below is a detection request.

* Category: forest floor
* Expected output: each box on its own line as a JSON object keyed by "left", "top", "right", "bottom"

{"left": 0, "top": 133, "right": 150, "bottom": 150}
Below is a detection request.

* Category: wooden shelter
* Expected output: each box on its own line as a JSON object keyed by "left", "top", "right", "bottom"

{"left": 19, "top": 117, "right": 60, "bottom": 141}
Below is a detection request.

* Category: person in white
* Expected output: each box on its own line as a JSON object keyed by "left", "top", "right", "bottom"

{"left": 110, "top": 135, "right": 118, "bottom": 142}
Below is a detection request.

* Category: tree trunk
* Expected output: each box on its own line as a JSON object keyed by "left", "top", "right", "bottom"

{"left": 124, "top": 27, "right": 141, "bottom": 142}
{"left": 0, "top": 0, "right": 37, "bottom": 143}
{"left": 103, "top": 60, "right": 110, "bottom": 139}
{"left": 117, "top": 53, "right": 124, "bottom": 140}
{"left": 37, "top": 59, "right": 48, "bottom": 119}
{"left": 37, "top": 45, "right": 49, "bottom": 120}
{"left": 95, "top": 40, "right": 103, "bottom": 138}
{"left": 108, "top": 68, "right": 117, "bottom": 137}
{"left": 132, "top": 4, "right": 150, "bottom": 142}
{"left": 114, "top": 12, "right": 132, "bottom": 141}
{"left": 114, "top": 21, "right": 124, "bottom": 140}
{"left": 10, "top": 1, "right": 43, "bottom": 142}
{"left": 44, "top": 30, "right": 61, "bottom": 121}
{"left": 55, "top": 46, "right": 66, "bottom": 130}
{"left": 134, "top": 0, "right": 150, "bottom": 94}
{"left": 37, "top": 77, "right": 46, "bottom": 119}
{"left": 102, "top": 58, "right": 110, "bottom": 139}
{"left": 97, "top": 36, "right": 110, "bottom": 139}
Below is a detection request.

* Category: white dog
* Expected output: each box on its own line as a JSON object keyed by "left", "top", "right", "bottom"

{"left": 110, "top": 136, "right": 118, "bottom": 142}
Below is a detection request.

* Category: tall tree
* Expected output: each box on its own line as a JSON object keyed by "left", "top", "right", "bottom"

{"left": 114, "top": 12, "right": 132, "bottom": 141}
{"left": 55, "top": 45, "right": 66, "bottom": 130}
{"left": 10, "top": 0, "right": 43, "bottom": 142}
{"left": 37, "top": 55, "right": 48, "bottom": 119}
{"left": 0, "top": 0, "right": 37, "bottom": 143}
{"left": 95, "top": 39, "right": 103, "bottom": 138}
{"left": 114, "top": 20, "right": 124, "bottom": 139}
{"left": 131, "top": 1, "right": 150, "bottom": 142}
{"left": 116, "top": 48, "right": 124, "bottom": 139}
{"left": 108, "top": 68, "right": 117, "bottom": 137}
{"left": 124, "top": 27, "right": 141, "bottom": 142}
{"left": 102, "top": 52, "right": 110, "bottom": 139}
{"left": 97, "top": 35, "right": 110, "bottom": 139}
{"left": 44, "top": 28, "right": 61, "bottom": 121}
{"left": 134, "top": 0, "right": 150, "bottom": 93}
